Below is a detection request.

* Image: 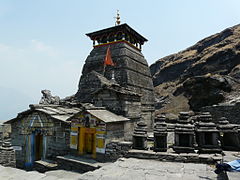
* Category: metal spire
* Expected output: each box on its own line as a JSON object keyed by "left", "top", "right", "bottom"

{"left": 114, "top": 10, "right": 121, "bottom": 26}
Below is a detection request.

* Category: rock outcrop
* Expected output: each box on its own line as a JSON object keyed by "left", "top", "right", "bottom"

{"left": 39, "top": 90, "right": 60, "bottom": 105}
{"left": 174, "top": 74, "right": 232, "bottom": 111}
{"left": 151, "top": 24, "right": 240, "bottom": 86}
{"left": 150, "top": 24, "right": 240, "bottom": 114}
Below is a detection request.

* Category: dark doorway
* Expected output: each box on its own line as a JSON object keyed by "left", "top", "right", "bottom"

{"left": 155, "top": 136, "right": 165, "bottom": 148}
{"left": 35, "top": 133, "right": 43, "bottom": 161}
{"left": 179, "top": 134, "right": 190, "bottom": 147}
{"left": 223, "top": 133, "right": 239, "bottom": 149}
{"left": 205, "top": 133, "right": 213, "bottom": 145}
{"left": 134, "top": 136, "right": 143, "bottom": 149}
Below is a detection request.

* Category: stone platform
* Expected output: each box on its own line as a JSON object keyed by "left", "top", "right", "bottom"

{"left": 34, "top": 160, "right": 58, "bottom": 173}
{"left": 126, "top": 149, "right": 223, "bottom": 164}
{"left": 56, "top": 155, "right": 106, "bottom": 173}
{"left": 0, "top": 156, "right": 239, "bottom": 179}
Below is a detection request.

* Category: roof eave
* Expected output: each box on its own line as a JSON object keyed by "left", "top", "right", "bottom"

{"left": 86, "top": 23, "right": 148, "bottom": 42}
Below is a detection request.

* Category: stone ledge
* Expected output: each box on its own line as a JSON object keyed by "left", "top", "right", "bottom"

{"left": 34, "top": 160, "right": 58, "bottom": 173}
{"left": 125, "top": 149, "right": 223, "bottom": 164}
{"left": 56, "top": 156, "right": 101, "bottom": 173}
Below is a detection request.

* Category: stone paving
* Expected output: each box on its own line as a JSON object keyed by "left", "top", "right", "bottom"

{"left": 79, "top": 158, "right": 239, "bottom": 180}
{"left": 0, "top": 157, "right": 239, "bottom": 180}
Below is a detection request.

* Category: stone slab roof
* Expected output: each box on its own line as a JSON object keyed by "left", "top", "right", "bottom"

{"left": 5, "top": 104, "right": 83, "bottom": 124}
{"left": 5, "top": 103, "right": 130, "bottom": 124}
{"left": 86, "top": 109, "right": 129, "bottom": 123}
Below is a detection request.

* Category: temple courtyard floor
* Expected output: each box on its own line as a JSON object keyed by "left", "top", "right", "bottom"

{"left": 0, "top": 155, "right": 239, "bottom": 180}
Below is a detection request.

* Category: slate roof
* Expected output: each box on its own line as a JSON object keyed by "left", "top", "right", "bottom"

{"left": 5, "top": 104, "right": 83, "bottom": 124}
{"left": 5, "top": 103, "right": 129, "bottom": 124}
{"left": 86, "top": 109, "right": 129, "bottom": 123}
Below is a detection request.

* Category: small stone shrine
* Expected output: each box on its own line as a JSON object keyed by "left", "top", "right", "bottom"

{"left": 153, "top": 115, "right": 167, "bottom": 152}
{"left": 69, "top": 103, "right": 130, "bottom": 161}
{"left": 5, "top": 104, "right": 81, "bottom": 169}
{"left": 217, "top": 117, "right": 240, "bottom": 151}
{"left": 132, "top": 121, "right": 148, "bottom": 150}
{"left": 172, "top": 112, "right": 196, "bottom": 153}
{"left": 0, "top": 141, "right": 16, "bottom": 168}
{"left": 195, "top": 112, "right": 222, "bottom": 153}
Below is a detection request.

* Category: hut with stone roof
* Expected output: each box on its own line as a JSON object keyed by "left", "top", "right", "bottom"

{"left": 69, "top": 103, "right": 130, "bottom": 161}
{"left": 5, "top": 104, "right": 82, "bottom": 169}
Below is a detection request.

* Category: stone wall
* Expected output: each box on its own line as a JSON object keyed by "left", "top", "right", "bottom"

{"left": 105, "top": 140, "right": 132, "bottom": 161}
{"left": 0, "top": 149, "right": 16, "bottom": 168}
{"left": 11, "top": 120, "right": 26, "bottom": 168}
{"left": 0, "top": 142, "right": 16, "bottom": 168}
{"left": 93, "top": 88, "right": 142, "bottom": 120}
{"left": 46, "top": 121, "right": 70, "bottom": 159}
{"left": 0, "top": 124, "right": 11, "bottom": 139}
{"left": 106, "top": 122, "right": 125, "bottom": 144}
{"left": 201, "top": 102, "right": 240, "bottom": 124}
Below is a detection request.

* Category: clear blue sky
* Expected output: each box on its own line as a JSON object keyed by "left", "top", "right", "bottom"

{"left": 0, "top": 0, "right": 240, "bottom": 121}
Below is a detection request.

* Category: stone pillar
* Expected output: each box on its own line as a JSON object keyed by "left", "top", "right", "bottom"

{"left": 0, "top": 141, "right": 16, "bottom": 168}
{"left": 153, "top": 115, "right": 167, "bottom": 152}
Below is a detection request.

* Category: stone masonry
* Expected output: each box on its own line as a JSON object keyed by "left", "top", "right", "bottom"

{"left": 76, "top": 40, "right": 155, "bottom": 129}
{"left": 0, "top": 141, "right": 16, "bottom": 168}
{"left": 201, "top": 102, "right": 240, "bottom": 124}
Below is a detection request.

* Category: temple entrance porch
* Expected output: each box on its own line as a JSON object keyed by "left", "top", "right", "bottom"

{"left": 25, "top": 130, "right": 47, "bottom": 168}
{"left": 78, "top": 127, "right": 96, "bottom": 159}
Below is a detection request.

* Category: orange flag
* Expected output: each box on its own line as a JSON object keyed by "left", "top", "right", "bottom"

{"left": 104, "top": 46, "right": 115, "bottom": 66}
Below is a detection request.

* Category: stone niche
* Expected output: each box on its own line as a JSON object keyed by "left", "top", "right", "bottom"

{"left": 195, "top": 112, "right": 222, "bottom": 153}
{"left": 172, "top": 112, "right": 196, "bottom": 153}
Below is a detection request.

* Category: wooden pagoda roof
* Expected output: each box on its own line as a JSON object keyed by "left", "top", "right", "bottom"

{"left": 86, "top": 23, "right": 148, "bottom": 44}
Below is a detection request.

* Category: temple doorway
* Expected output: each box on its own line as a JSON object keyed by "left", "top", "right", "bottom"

{"left": 179, "top": 134, "right": 190, "bottom": 147}
{"left": 35, "top": 133, "right": 43, "bottom": 161}
{"left": 85, "top": 132, "right": 94, "bottom": 154}
{"left": 78, "top": 127, "right": 96, "bottom": 158}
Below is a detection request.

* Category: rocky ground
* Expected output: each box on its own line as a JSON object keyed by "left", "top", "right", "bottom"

{"left": 0, "top": 156, "right": 239, "bottom": 180}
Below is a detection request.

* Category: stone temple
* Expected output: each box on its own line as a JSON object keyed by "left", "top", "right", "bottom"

{"left": 75, "top": 23, "right": 155, "bottom": 130}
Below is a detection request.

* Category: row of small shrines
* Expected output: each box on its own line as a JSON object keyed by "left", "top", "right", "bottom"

{"left": 133, "top": 112, "right": 240, "bottom": 153}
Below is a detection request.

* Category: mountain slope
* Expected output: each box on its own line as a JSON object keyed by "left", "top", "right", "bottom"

{"left": 150, "top": 24, "right": 240, "bottom": 114}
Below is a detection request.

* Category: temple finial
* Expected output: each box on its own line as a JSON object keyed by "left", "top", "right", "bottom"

{"left": 114, "top": 10, "right": 121, "bottom": 26}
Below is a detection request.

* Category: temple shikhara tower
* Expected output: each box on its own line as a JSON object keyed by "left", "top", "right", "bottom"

{"left": 76, "top": 18, "right": 155, "bottom": 130}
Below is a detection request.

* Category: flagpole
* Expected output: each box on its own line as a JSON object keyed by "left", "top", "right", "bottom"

{"left": 103, "top": 64, "right": 106, "bottom": 76}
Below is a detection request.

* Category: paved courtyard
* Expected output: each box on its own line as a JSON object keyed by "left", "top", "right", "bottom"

{"left": 0, "top": 157, "right": 239, "bottom": 180}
